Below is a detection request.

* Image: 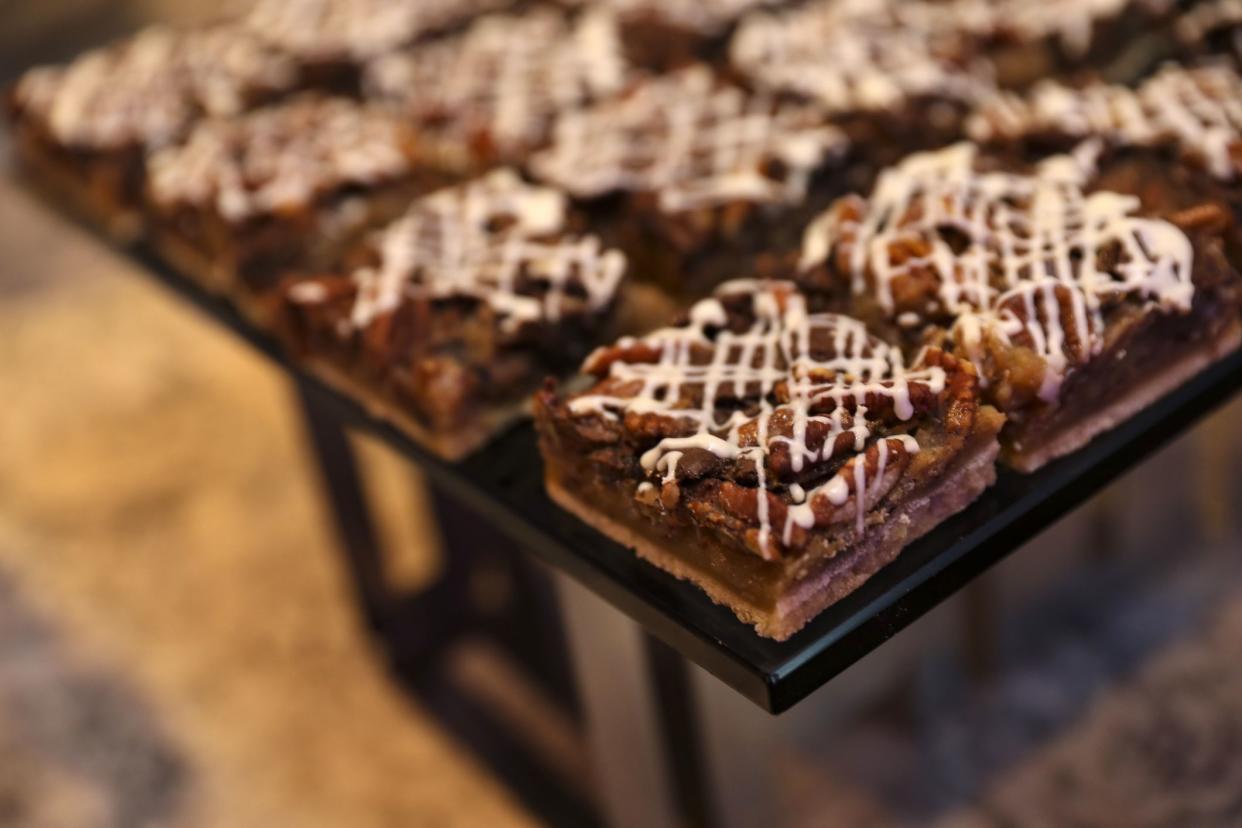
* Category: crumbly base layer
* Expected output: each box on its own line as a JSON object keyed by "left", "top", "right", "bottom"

{"left": 544, "top": 437, "right": 1000, "bottom": 640}
{"left": 302, "top": 357, "right": 530, "bottom": 461}
{"left": 1004, "top": 321, "right": 1242, "bottom": 472}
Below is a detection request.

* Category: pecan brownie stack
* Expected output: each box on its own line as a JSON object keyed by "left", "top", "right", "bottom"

{"left": 535, "top": 281, "right": 1004, "bottom": 639}
{"left": 6, "top": 24, "right": 298, "bottom": 240}
{"left": 277, "top": 169, "right": 627, "bottom": 459}
{"left": 796, "top": 141, "right": 1242, "bottom": 471}
{"left": 528, "top": 66, "right": 847, "bottom": 306}
{"left": 363, "top": 9, "right": 631, "bottom": 170}
{"left": 144, "top": 94, "right": 451, "bottom": 303}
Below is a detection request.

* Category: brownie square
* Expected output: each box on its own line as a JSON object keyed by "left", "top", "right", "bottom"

{"left": 275, "top": 169, "right": 627, "bottom": 460}
{"left": 534, "top": 281, "right": 1003, "bottom": 640}
{"left": 527, "top": 66, "right": 847, "bottom": 312}
{"left": 143, "top": 94, "right": 453, "bottom": 306}
{"left": 239, "top": 0, "right": 512, "bottom": 91}
{"left": 5, "top": 24, "right": 298, "bottom": 240}
{"left": 362, "top": 8, "right": 633, "bottom": 171}
{"left": 795, "top": 140, "right": 1242, "bottom": 471}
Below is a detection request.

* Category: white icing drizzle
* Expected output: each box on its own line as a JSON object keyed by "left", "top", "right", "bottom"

{"left": 569, "top": 281, "right": 943, "bottom": 553}
{"left": 12, "top": 25, "right": 296, "bottom": 151}
{"left": 968, "top": 64, "right": 1242, "bottom": 181}
{"left": 730, "top": 0, "right": 995, "bottom": 116}
{"left": 529, "top": 66, "right": 846, "bottom": 212}
{"left": 314, "top": 169, "right": 627, "bottom": 334}
{"left": 241, "top": 0, "right": 509, "bottom": 61}
{"left": 800, "top": 142, "right": 1196, "bottom": 401}
{"left": 364, "top": 10, "right": 629, "bottom": 159}
{"left": 147, "top": 96, "right": 414, "bottom": 223}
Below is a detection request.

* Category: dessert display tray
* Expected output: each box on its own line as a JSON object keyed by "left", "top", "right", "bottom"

{"left": 35, "top": 203, "right": 1238, "bottom": 713}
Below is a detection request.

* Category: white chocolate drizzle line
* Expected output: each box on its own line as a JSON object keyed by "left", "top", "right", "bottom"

{"left": 13, "top": 25, "right": 296, "bottom": 151}
{"left": 800, "top": 142, "right": 1195, "bottom": 402}
{"left": 308, "top": 169, "right": 627, "bottom": 333}
{"left": 967, "top": 63, "right": 1242, "bottom": 181}
{"left": 241, "top": 0, "right": 509, "bottom": 61}
{"left": 365, "top": 10, "right": 629, "bottom": 159}
{"left": 147, "top": 96, "right": 413, "bottom": 223}
{"left": 529, "top": 66, "right": 847, "bottom": 213}
{"left": 569, "top": 281, "right": 945, "bottom": 552}
{"left": 730, "top": 0, "right": 995, "bottom": 116}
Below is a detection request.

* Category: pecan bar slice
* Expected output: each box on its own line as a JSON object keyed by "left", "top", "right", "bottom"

{"left": 534, "top": 281, "right": 1003, "bottom": 640}
{"left": 6, "top": 24, "right": 297, "bottom": 240}
{"left": 528, "top": 66, "right": 847, "bottom": 309}
{"left": 276, "top": 169, "right": 627, "bottom": 460}
{"left": 144, "top": 94, "right": 452, "bottom": 306}
{"left": 363, "top": 8, "right": 632, "bottom": 171}
{"left": 797, "top": 141, "right": 1242, "bottom": 471}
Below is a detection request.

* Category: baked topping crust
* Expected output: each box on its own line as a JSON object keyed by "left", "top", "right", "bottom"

{"left": 364, "top": 10, "right": 630, "bottom": 161}
{"left": 10, "top": 25, "right": 296, "bottom": 152}
{"left": 799, "top": 142, "right": 1199, "bottom": 405}
{"left": 528, "top": 66, "right": 847, "bottom": 212}
{"left": 146, "top": 95, "right": 418, "bottom": 223}
{"left": 968, "top": 64, "right": 1242, "bottom": 180}
{"left": 555, "top": 281, "right": 983, "bottom": 560}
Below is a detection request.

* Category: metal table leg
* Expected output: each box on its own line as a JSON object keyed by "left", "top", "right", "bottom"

{"left": 555, "top": 572, "right": 684, "bottom": 828}
{"left": 555, "top": 572, "right": 783, "bottom": 828}
{"left": 293, "top": 380, "right": 595, "bottom": 826}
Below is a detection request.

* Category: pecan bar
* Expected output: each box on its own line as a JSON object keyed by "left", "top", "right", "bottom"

{"left": 534, "top": 281, "right": 1003, "bottom": 640}
{"left": 276, "top": 169, "right": 627, "bottom": 460}
{"left": 5, "top": 24, "right": 298, "bottom": 240}
{"left": 797, "top": 141, "right": 1242, "bottom": 471}
{"left": 528, "top": 66, "right": 847, "bottom": 309}
{"left": 144, "top": 94, "right": 452, "bottom": 305}
{"left": 363, "top": 9, "right": 632, "bottom": 170}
